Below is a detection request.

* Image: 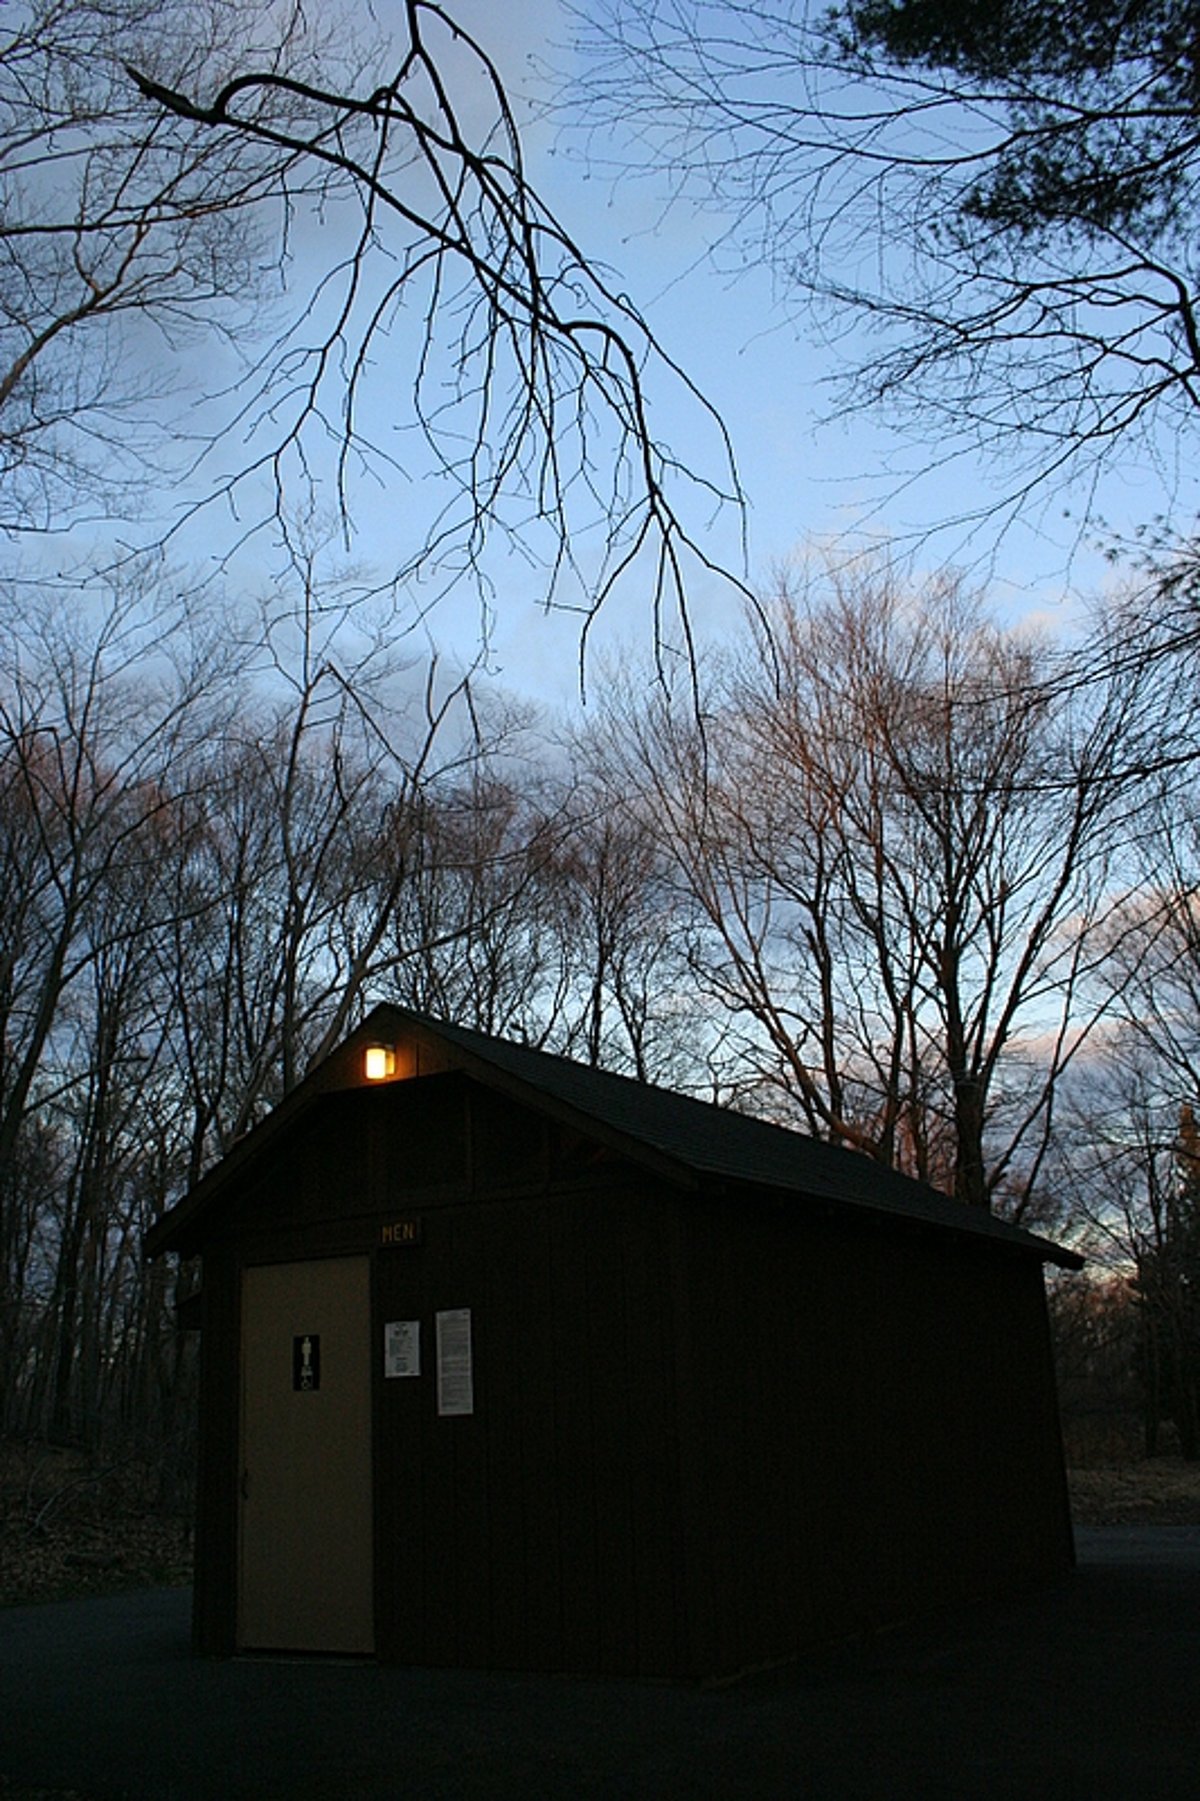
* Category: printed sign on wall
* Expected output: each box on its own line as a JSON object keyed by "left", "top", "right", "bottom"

{"left": 292, "top": 1334, "right": 320, "bottom": 1392}
{"left": 435, "top": 1308, "right": 474, "bottom": 1416}
{"left": 384, "top": 1320, "right": 420, "bottom": 1379}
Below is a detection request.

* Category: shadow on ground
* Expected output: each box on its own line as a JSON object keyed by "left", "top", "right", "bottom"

{"left": 1, "top": 1527, "right": 1197, "bottom": 1800}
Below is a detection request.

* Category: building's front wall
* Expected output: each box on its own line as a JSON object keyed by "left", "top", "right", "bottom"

{"left": 191, "top": 1074, "right": 689, "bottom": 1676}
{"left": 373, "top": 1179, "right": 685, "bottom": 1675}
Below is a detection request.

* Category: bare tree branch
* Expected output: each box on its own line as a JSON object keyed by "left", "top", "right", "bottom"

{"left": 127, "top": 0, "right": 750, "bottom": 672}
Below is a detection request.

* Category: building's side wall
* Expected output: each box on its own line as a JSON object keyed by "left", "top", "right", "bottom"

{"left": 675, "top": 1195, "right": 1074, "bottom": 1678}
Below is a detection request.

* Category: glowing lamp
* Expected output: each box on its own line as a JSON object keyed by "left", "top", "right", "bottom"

{"left": 364, "top": 1043, "right": 396, "bottom": 1081}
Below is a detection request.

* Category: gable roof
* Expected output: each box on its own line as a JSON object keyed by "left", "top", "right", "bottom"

{"left": 145, "top": 1002, "right": 1082, "bottom": 1267}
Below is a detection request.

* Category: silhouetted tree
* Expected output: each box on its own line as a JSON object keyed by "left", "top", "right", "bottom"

{"left": 573, "top": 1, "right": 1200, "bottom": 535}
{"left": 592, "top": 557, "right": 1145, "bottom": 1215}
{"left": 127, "top": 0, "right": 747, "bottom": 659}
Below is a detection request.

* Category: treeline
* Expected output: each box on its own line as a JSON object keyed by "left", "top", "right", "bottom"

{"left": 0, "top": 573, "right": 693, "bottom": 1448}
{"left": 4, "top": 554, "right": 1200, "bottom": 1457}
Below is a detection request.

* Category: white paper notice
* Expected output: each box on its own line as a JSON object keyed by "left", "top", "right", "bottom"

{"left": 435, "top": 1308, "right": 474, "bottom": 1416}
{"left": 384, "top": 1320, "right": 420, "bottom": 1379}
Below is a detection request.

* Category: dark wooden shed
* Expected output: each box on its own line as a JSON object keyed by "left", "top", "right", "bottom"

{"left": 146, "top": 1003, "right": 1081, "bottom": 1680}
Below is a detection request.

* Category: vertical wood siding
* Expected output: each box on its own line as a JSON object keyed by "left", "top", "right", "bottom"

{"left": 188, "top": 1068, "right": 1072, "bottom": 1678}
{"left": 374, "top": 1181, "right": 684, "bottom": 1676}
{"left": 675, "top": 1195, "right": 1073, "bottom": 1676}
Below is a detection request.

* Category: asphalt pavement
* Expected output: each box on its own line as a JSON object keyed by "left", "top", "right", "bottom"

{"left": 1, "top": 1527, "right": 1198, "bottom": 1800}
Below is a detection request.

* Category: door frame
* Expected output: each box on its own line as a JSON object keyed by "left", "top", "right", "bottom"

{"left": 236, "top": 1253, "right": 375, "bottom": 1653}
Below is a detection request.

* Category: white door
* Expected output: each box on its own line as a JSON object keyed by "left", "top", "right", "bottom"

{"left": 238, "top": 1256, "right": 374, "bottom": 1652}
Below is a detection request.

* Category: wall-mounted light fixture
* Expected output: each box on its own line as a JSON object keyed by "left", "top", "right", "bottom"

{"left": 364, "top": 1043, "right": 396, "bottom": 1081}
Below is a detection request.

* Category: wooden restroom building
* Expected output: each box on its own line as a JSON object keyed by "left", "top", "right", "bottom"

{"left": 146, "top": 1003, "right": 1081, "bottom": 1680}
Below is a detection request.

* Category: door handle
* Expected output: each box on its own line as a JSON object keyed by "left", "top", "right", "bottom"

{"left": 241, "top": 1468, "right": 250, "bottom": 1501}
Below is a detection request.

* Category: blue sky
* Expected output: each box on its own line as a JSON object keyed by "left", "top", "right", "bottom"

{"left": 45, "top": 0, "right": 1173, "bottom": 714}
{"left": 399, "top": 0, "right": 1172, "bottom": 705}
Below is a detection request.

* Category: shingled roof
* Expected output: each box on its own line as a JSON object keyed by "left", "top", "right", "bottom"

{"left": 145, "top": 1002, "right": 1082, "bottom": 1268}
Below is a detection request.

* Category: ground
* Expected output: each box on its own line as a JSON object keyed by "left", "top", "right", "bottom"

{"left": 0, "top": 1440, "right": 191, "bottom": 1610}
{"left": 1, "top": 1445, "right": 1198, "bottom": 1800}
{"left": 1067, "top": 1459, "right": 1200, "bottom": 1525}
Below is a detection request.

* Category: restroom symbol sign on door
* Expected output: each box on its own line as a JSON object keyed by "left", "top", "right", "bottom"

{"left": 293, "top": 1334, "right": 321, "bottom": 1391}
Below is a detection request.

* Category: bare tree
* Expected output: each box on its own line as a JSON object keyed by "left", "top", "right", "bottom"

{"left": 596, "top": 558, "right": 1144, "bottom": 1215}
{"left": 1057, "top": 1037, "right": 1200, "bottom": 1459}
{"left": 157, "top": 562, "right": 497, "bottom": 1161}
{"left": 0, "top": 577, "right": 227, "bottom": 1438}
{"left": 0, "top": 581, "right": 226, "bottom": 1186}
{"left": 127, "top": 0, "right": 747, "bottom": 664}
{"left": 0, "top": 557, "right": 524, "bottom": 1444}
{"left": 383, "top": 764, "right": 570, "bottom": 1043}
{"left": 570, "top": 0, "right": 1200, "bottom": 541}
{"left": 549, "top": 764, "right": 693, "bottom": 1083}
{"left": 379, "top": 729, "right": 698, "bottom": 1081}
{"left": 0, "top": 0, "right": 363, "bottom": 530}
